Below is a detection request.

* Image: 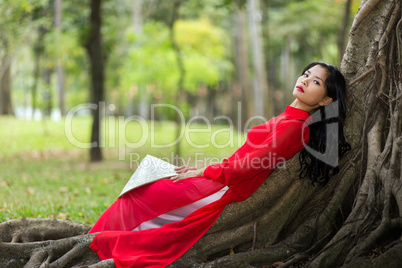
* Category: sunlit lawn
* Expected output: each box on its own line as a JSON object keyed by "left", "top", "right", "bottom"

{"left": 0, "top": 116, "right": 245, "bottom": 225}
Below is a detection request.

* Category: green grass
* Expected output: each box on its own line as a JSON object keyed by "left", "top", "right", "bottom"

{"left": 1, "top": 154, "right": 129, "bottom": 224}
{"left": 0, "top": 115, "right": 245, "bottom": 225}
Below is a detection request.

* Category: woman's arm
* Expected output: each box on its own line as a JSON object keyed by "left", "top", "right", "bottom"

{"left": 203, "top": 121, "right": 309, "bottom": 186}
{"left": 170, "top": 166, "right": 207, "bottom": 183}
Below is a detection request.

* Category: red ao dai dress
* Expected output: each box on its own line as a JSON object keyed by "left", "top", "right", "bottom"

{"left": 89, "top": 106, "right": 311, "bottom": 268}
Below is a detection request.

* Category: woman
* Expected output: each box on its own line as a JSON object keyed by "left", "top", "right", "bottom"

{"left": 88, "top": 62, "right": 351, "bottom": 267}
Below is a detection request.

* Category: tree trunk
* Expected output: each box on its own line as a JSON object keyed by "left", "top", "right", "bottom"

{"left": 32, "top": 25, "right": 49, "bottom": 119}
{"left": 0, "top": 0, "right": 401, "bottom": 267}
{"left": 260, "top": 0, "right": 277, "bottom": 116}
{"left": 43, "top": 66, "right": 53, "bottom": 118}
{"left": 337, "top": 0, "right": 353, "bottom": 65}
{"left": 233, "top": 3, "right": 251, "bottom": 132}
{"left": 132, "top": 0, "right": 149, "bottom": 120}
{"left": 168, "top": 0, "right": 185, "bottom": 165}
{"left": 309, "top": 0, "right": 402, "bottom": 265}
{"left": 31, "top": 48, "right": 41, "bottom": 119}
{"left": 55, "top": 0, "right": 66, "bottom": 117}
{"left": 206, "top": 85, "right": 217, "bottom": 123}
{"left": 0, "top": 55, "right": 13, "bottom": 115}
{"left": 84, "top": 0, "right": 105, "bottom": 162}
{"left": 247, "top": 0, "right": 270, "bottom": 119}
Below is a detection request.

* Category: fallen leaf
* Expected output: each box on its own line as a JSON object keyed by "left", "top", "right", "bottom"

{"left": 59, "top": 187, "right": 69, "bottom": 193}
{"left": 272, "top": 261, "right": 284, "bottom": 267}
{"left": 0, "top": 181, "right": 9, "bottom": 188}
{"left": 58, "top": 212, "right": 68, "bottom": 219}
{"left": 27, "top": 187, "right": 35, "bottom": 195}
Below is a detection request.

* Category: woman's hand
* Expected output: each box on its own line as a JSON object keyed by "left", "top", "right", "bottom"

{"left": 170, "top": 166, "right": 206, "bottom": 183}
{"left": 174, "top": 165, "right": 197, "bottom": 174}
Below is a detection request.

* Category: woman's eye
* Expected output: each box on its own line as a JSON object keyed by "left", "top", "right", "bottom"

{"left": 314, "top": 80, "right": 320, "bottom": 85}
{"left": 303, "top": 73, "right": 308, "bottom": 77}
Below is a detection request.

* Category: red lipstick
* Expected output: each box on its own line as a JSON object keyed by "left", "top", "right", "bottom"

{"left": 297, "top": 86, "right": 304, "bottom": 93}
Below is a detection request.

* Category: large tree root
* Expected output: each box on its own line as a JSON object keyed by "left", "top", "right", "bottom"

{"left": 0, "top": 218, "right": 91, "bottom": 243}
{"left": 342, "top": 241, "right": 402, "bottom": 268}
{"left": 0, "top": 233, "right": 103, "bottom": 267}
{"left": 0, "top": 219, "right": 112, "bottom": 268}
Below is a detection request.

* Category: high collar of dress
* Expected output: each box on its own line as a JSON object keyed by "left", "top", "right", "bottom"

{"left": 284, "top": 105, "right": 311, "bottom": 119}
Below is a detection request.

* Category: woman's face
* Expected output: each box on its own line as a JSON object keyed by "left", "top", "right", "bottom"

{"left": 292, "top": 65, "right": 333, "bottom": 110}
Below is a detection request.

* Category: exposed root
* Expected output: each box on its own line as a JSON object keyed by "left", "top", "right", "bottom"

{"left": 48, "top": 240, "right": 92, "bottom": 268}
{"left": 24, "top": 250, "right": 48, "bottom": 268}
{"left": 347, "top": 66, "right": 375, "bottom": 88}
{"left": 342, "top": 241, "right": 402, "bottom": 268}
{"left": 86, "top": 259, "right": 116, "bottom": 268}
{"left": 344, "top": 217, "right": 392, "bottom": 264}
{"left": 277, "top": 253, "right": 309, "bottom": 268}
{"left": 0, "top": 230, "right": 104, "bottom": 267}
{"left": 350, "top": 0, "right": 381, "bottom": 32}
{"left": 184, "top": 177, "right": 316, "bottom": 261}
{"left": 0, "top": 218, "right": 91, "bottom": 243}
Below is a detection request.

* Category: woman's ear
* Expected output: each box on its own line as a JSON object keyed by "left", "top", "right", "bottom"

{"left": 320, "top": 97, "right": 333, "bottom": 107}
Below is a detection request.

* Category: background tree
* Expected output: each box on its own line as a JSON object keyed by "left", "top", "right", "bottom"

{"left": 131, "top": 0, "right": 148, "bottom": 120}
{"left": 0, "top": 54, "right": 13, "bottom": 115}
{"left": 168, "top": 0, "right": 186, "bottom": 164}
{"left": 337, "top": 0, "right": 353, "bottom": 64}
{"left": 233, "top": 2, "right": 251, "bottom": 131}
{"left": 84, "top": 0, "right": 105, "bottom": 162}
{"left": 0, "top": 0, "right": 39, "bottom": 115}
{"left": 247, "top": 0, "right": 269, "bottom": 119}
{"left": 54, "top": 0, "right": 66, "bottom": 117}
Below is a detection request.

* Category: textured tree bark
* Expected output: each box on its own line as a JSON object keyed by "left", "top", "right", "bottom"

{"left": 0, "top": 0, "right": 401, "bottom": 267}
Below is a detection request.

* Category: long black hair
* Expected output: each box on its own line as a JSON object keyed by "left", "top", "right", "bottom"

{"left": 297, "top": 62, "right": 351, "bottom": 185}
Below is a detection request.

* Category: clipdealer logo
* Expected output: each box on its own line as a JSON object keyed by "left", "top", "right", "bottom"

{"left": 63, "top": 101, "right": 341, "bottom": 167}
{"left": 64, "top": 102, "right": 271, "bottom": 161}
{"left": 303, "top": 100, "right": 340, "bottom": 168}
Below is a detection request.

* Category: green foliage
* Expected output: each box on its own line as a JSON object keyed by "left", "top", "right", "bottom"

{"left": 175, "top": 18, "right": 232, "bottom": 92}
{"left": 4, "top": 0, "right": 351, "bottom": 119}
{"left": 175, "top": 18, "right": 226, "bottom": 59}
{"left": 0, "top": 0, "right": 48, "bottom": 52}
{"left": 268, "top": 0, "right": 343, "bottom": 65}
{"left": 118, "top": 18, "right": 232, "bottom": 108}
{"left": 11, "top": 29, "right": 89, "bottom": 113}
{"left": 49, "top": 29, "right": 90, "bottom": 108}
{"left": 123, "top": 21, "right": 177, "bottom": 89}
